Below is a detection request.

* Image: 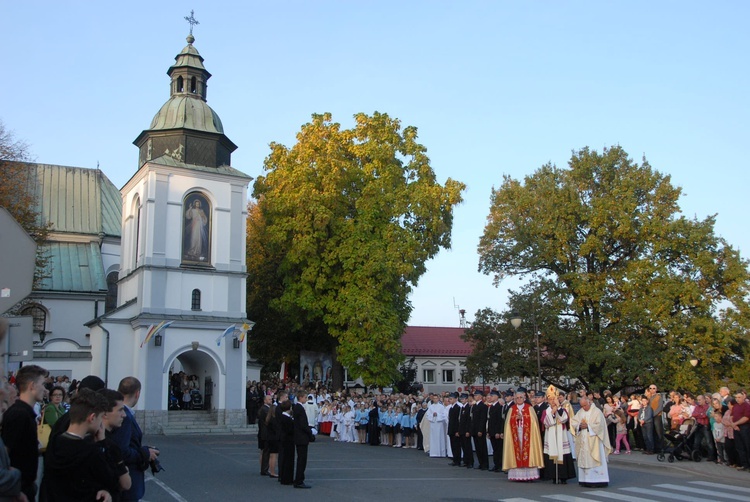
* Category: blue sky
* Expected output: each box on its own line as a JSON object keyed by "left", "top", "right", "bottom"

{"left": 2, "top": 2, "right": 748, "bottom": 327}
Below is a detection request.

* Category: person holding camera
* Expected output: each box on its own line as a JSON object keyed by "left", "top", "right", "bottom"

{"left": 111, "top": 377, "right": 159, "bottom": 502}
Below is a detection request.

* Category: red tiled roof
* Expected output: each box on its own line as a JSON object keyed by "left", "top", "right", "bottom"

{"left": 401, "top": 326, "right": 472, "bottom": 357}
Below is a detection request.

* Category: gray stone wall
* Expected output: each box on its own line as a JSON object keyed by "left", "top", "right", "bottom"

{"left": 222, "top": 408, "right": 246, "bottom": 427}
{"left": 136, "top": 409, "right": 169, "bottom": 435}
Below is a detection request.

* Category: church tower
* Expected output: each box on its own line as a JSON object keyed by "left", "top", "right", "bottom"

{"left": 89, "top": 26, "right": 252, "bottom": 432}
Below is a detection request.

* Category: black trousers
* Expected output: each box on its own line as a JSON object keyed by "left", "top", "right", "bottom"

{"left": 450, "top": 433, "right": 462, "bottom": 464}
{"left": 294, "top": 444, "right": 308, "bottom": 485}
{"left": 279, "top": 441, "right": 294, "bottom": 485}
{"left": 461, "top": 434, "right": 474, "bottom": 466}
{"left": 260, "top": 443, "right": 270, "bottom": 474}
{"left": 653, "top": 415, "right": 664, "bottom": 452}
{"left": 735, "top": 424, "right": 750, "bottom": 469}
{"left": 490, "top": 436, "right": 503, "bottom": 469}
{"left": 416, "top": 428, "right": 424, "bottom": 450}
{"left": 474, "top": 434, "right": 489, "bottom": 468}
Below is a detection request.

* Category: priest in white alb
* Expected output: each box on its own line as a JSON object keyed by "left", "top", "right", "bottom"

{"left": 571, "top": 393, "right": 612, "bottom": 487}
{"left": 426, "top": 394, "right": 448, "bottom": 457}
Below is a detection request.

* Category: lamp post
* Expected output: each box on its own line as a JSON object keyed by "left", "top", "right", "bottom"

{"left": 510, "top": 312, "right": 542, "bottom": 392}
{"left": 491, "top": 358, "right": 498, "bottom": 391}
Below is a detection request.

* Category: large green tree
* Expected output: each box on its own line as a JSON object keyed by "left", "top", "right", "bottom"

{"left": 248, "top": 112, "right": 465, "bottom": 385}
{"left": 474, "top": 146, "right": 750, "bottom": 392}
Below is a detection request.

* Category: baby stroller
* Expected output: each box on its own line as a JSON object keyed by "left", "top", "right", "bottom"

{"left": 190, "top": 389, "right": 203, "bottom": 410}
{"left": 657, "top": 418, "right": 700, "bottom": 463}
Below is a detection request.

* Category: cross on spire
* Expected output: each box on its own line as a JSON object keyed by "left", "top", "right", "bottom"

{"left": 184, "top": 10, "right": 199, "bottom": 36}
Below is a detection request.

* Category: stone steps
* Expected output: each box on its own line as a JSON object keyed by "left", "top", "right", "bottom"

{"left": 167, "top": 412, "right": 216, "bottom": 424}
{"left": 156, "top": 410, "right": 258, "bottom": 435}
{"left": 160, "top": 424, "right": 258, "bottom": 436}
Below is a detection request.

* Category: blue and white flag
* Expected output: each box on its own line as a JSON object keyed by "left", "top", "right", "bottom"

{"left": 216, "top": 325, "right": 236, "bottom": 346}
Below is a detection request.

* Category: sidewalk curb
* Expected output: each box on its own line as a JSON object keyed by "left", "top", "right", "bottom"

{"left": 608, "top": 455, "right": 749, "bottom": 482}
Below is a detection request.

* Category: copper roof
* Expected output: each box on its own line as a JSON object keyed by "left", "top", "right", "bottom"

{"left": 38, "top": 242, "right": 107, "bottom": 293}
{"left": 401, "top": 326, "right": 472, "bottom": 357}
{"left": 28, "top": 162, "right": 121, "bottom": 237}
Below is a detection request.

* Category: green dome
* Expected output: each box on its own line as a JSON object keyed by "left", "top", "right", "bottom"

{"left": 149, "top": 95, "right": 224, "bottom": 134}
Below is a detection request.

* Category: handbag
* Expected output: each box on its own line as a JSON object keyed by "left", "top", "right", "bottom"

{"left": 38, "top": 405, "right": 52, "bottom": 453}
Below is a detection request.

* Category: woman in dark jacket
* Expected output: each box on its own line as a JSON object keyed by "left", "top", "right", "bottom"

{"left": 265, "top": 403, "right": 280, "bottom": 478}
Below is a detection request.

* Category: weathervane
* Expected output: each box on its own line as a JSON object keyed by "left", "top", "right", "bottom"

{"left": 184, "top": 10, "right": 199, "bottom": 36}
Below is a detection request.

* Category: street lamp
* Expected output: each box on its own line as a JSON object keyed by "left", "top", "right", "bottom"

{"left": 510, "top": 312, "right": 542, "bottom": 392}
{"left": 490, "top": 358, "right": 499, "bottom": 390}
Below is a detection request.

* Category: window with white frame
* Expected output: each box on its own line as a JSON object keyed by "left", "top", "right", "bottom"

{"left": 442, "top": 369, "right": 455, "bottom": 384}
{"left": 423, "top": 369, "right": 435, "bottom": 383}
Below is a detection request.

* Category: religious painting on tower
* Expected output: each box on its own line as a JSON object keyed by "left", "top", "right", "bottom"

{"left": 182, "top": 192, "right": 211, "bottom": 265}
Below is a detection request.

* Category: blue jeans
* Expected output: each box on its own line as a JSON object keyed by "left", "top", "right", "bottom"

{"left": 642, "top": 421, "right": 655, "bottom": 452}
{"left": 692, "top": 424, "right": 716, "bottom": 461}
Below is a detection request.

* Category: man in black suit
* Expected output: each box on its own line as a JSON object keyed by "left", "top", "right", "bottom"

{"left": 459, "top": 393, "right": 474, "bottom": 468}
{"left": 292, "top": 390, "right": 315, "bottom": 489}
{"left": 471, "top": 390, "right": 489, "bottom": 470}
{"left": 487, "top": 390, "right": 504, "bottom": 471}
{"left": 257, "top": 394, "right": 272, "bottom": 476}
{"left": 111, "top": 377, "right": 159, "bottom": 502}
{"left": 446, "top": 393, "right": 462, "bottom": 466}
{"left": 502, "top": 389, "right": 514, "bottom": 418}
{"left": 533, "top": 390, "right": 549, "bottom": 430}
{"left": 415, "top": 401, "right": 427, "bottom": 450}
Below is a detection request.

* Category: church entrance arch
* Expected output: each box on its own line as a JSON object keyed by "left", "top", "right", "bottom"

{"left": 164, "top": 346, "right": 224, "bottom": 411}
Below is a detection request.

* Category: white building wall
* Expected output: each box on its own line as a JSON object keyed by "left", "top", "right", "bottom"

{"left": 41, "top": 359, "right": 92, "bottom": 380}
{"left": 411, "top": 356, "right": 528, "bottom": 395}
{"left": 37, "top": 296, "right": 97, "bottom": 347}
{"left": 101, "top": 239, "right": 121, "bottom": 276}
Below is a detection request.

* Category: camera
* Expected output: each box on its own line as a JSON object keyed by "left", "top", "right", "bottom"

{"left": 150, "top": 458, "right": 164, "bottom": 475}
{"left": 146, "top": 446, "right": 164, "bottom": 475}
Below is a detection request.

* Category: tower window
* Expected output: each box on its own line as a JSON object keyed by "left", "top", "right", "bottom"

{"left": 177, "top": 76, "right": 184, "bottom": 92}
{"left": 21, "top": 304, "right": 47, "bottom": 332}
{"left": 134, "top": 200, "right": 142, "bottom": 267}
{"left": 105, "top": 272, "right": 118, "bottom": 313}
{"left": 190, "top": 76, "right": 197, "bottom": 93}
{"left": 191, "top": 289, "right": 201, "bottom": 311}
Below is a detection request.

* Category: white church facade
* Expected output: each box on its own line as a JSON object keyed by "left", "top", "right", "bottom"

{"left": 18, "top": 32, "right": 254, "bottom": 433}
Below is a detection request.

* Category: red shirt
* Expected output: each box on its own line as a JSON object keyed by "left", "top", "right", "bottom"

{"left": 691, "top": 403, "right": 709, "bottom": 426}
{"left": 730, "top": 401, "right": 750, "bottom": 424}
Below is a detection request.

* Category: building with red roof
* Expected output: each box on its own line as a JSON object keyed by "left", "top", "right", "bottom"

{"left": 400, "top": 326, "right": 533, "bottom": 394}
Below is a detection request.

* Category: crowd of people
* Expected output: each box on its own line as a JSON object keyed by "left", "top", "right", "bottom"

{"left": 0, "top": 366, "right": 160, "bottom": 501}
{"left": 254, "top": 379, "right": 750, "bottom": 489}
{"left": 168, "top": 372, "right": 202, "bottom": 410}
{"left": 0, "top": 365, "right": 746, "bottom": 500}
